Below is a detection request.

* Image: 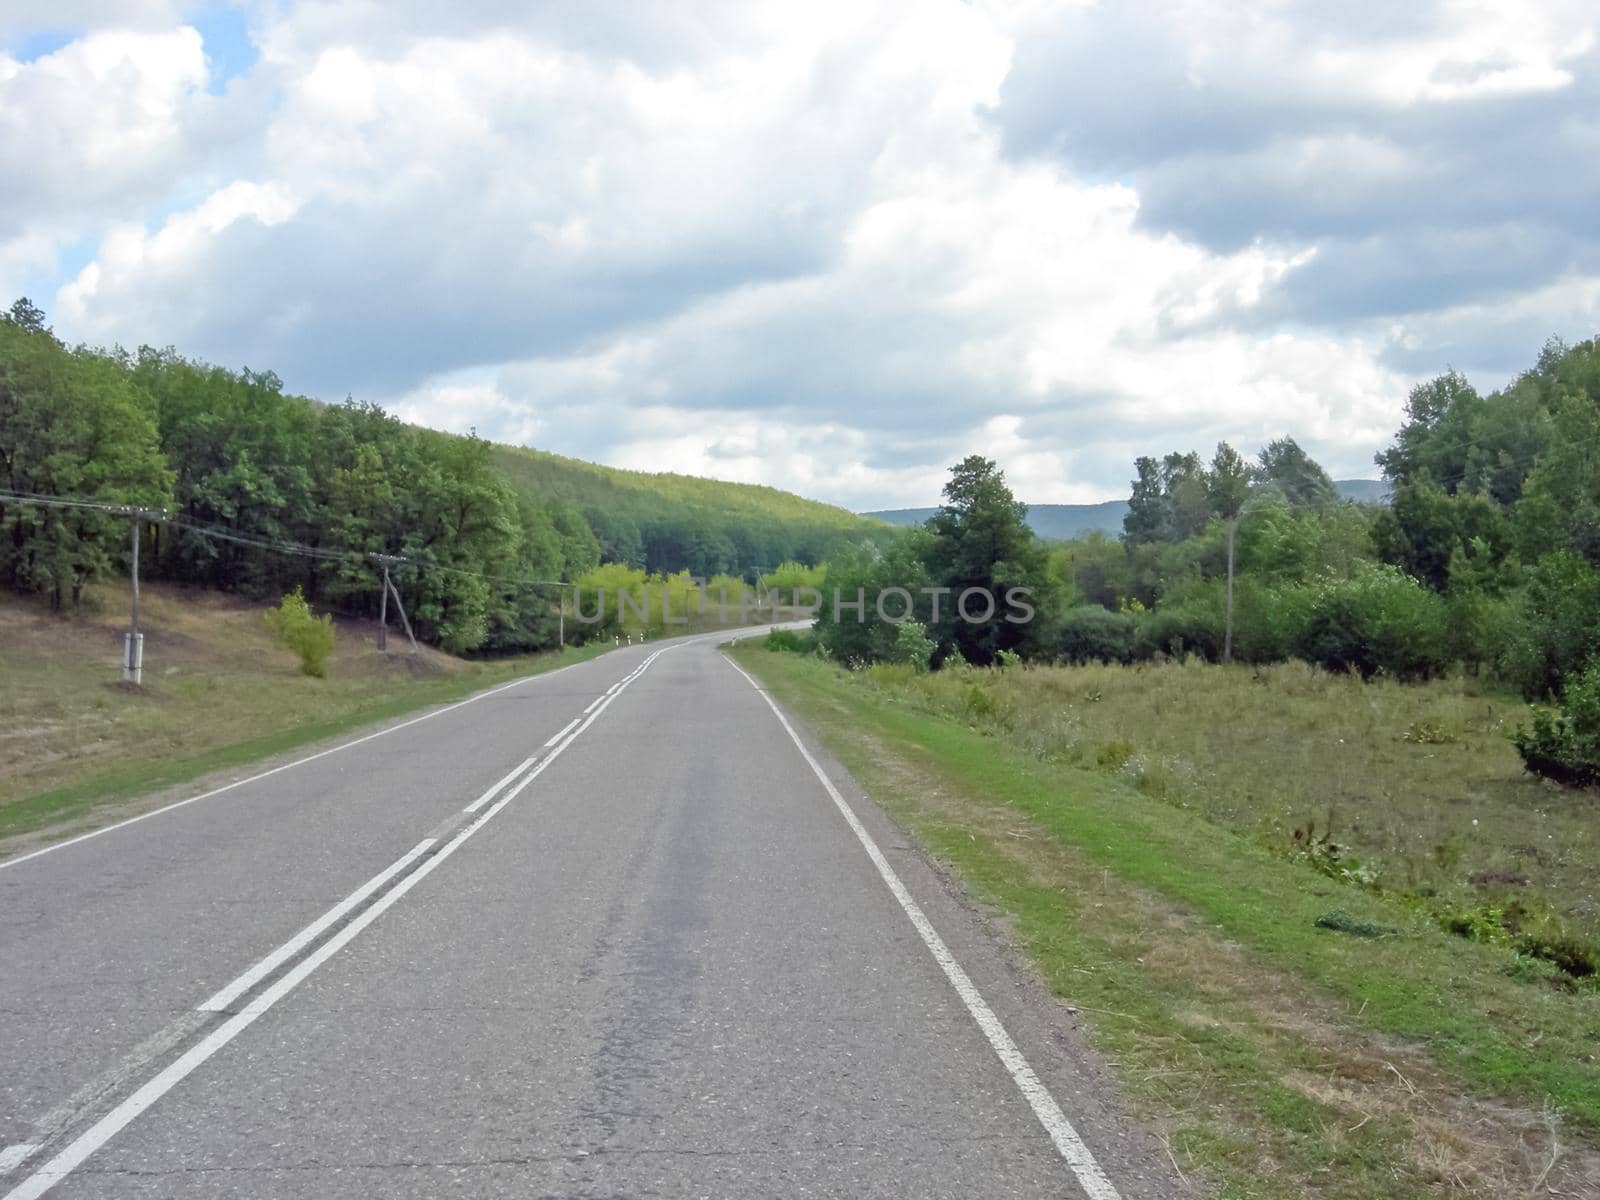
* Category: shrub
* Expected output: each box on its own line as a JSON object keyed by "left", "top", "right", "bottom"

{"left": 1228, "top": 580, "right": 1307, "bottom": 663}
{"left": 1514, "top": 929, "right": 1598, "bottom": 978}
{"left": 1293, "top": 565, "right": 1448, "bottom": 680}
{"left": 1512, "top": 661, "right": 1600, "bottom": 788}
{"left": 1094, "top": 738, "right": 1136, "bottom": 770}
{"left": 763, "top": 627, "right": 816, "bottom": 655}
{"left": 1440, "top": 903, "right": 1508, "bottom": 945}
{"left": 1494, "top": 552, "right": 1600, "bottom": 699}
{"left": 1056, "top": 605, "right": 1135, "bottom": 664}
{"left": 885, "top": 620, "right": 936, "bottom": 671}
{"left": 1445, "top": 588, "right": 1517, "bottom": 675}
{"left": 960, "top": 681, "right": 998, "bottom": 720}
{"left": 265, "top": 587, "right": 335, "bottom": 678}
{"left": 1134, "top": 601, "right": 1223, "bottom": 662}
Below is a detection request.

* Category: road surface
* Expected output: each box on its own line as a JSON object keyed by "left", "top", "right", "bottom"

{"left": 1, "top": 632, "right": 1181, "bottom": 1198}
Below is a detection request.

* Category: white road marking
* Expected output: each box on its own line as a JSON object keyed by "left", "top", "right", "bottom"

{"left": 195, "top": 839, "right": 437, "bottom": 1013}
{"left": 722, "top": 653, "right": 1123, "bottom": 1200}
{"left": 463, "top": 753, "right": 542, "bottom": 814}
{"left": 2, "top": 646, "right": 675, "bottom": 1200}
{"left": 0, "top": 655, "right": 602, "bottom": 874}
{"left": 545, "top": 717, "right": 580, "bottom": 746}
{"left": 0, "top": 1146, "right": 38, "bottom": 1176}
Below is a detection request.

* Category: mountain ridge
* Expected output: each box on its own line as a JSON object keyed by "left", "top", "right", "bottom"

{"left": 864, "top": 480, "right": 1389, "bottom": 539}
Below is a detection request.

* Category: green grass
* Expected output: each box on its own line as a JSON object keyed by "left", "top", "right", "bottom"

{"left": 0, "top": 582, "right": 611, "bottom": 847}
{"left": 736, "top": 647, "right": 1600, "bottom": 1198}
{"left": 855, "top": 656, "right": 1600, "bottom": 946}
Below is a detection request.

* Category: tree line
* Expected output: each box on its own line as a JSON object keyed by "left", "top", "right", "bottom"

{"left": 800, "top": 334, "right": 1600, "bottom": 786}
{"left": 0, "top": 299, "right": 884, "bottom": 654}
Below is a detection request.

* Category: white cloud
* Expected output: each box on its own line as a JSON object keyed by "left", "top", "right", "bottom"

{"left": 57, "top": 180, "right": 299, "bottom": 333}
{"left": 0, "top": 28, "right": 211, "bottom": 237}
{"left": 5, "top": 1, "right": 1597, "bottom": 509}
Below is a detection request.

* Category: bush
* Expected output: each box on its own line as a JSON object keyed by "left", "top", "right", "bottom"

{"left": 1512, "top": 661, "right": 1600, "bottom": 788}
{"left": 1292, "top": 565, "right": 1448, "bottom": 680}
{"left": 1494, "top": 552, "right": 1600, "bottom": 699}
{"left": 763, "top": 627, "right": 809, "bottom": 653}
{"left": 1446, "top": 588, "right": 1518, "bottom": 675}
{"left": 265, "top": 586, "right": 335, "bottom": 677}
{"left": 887, "top": 620, "right": 936, "bottom": 672}
{"left": 1231, "top": 580, "right": 1315, "bottom": 664}
{"left": 1056, "top": 605, "right": 1134, "bottom": 664}
{"left": 1135, "top": 600, "right": 1223, "bottom": 662}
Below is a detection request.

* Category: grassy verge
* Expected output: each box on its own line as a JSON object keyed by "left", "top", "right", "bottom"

{"left": 0, "top": 582, "right": 612, "bottom": 847}
{"left": 735, "top": 646, "right": 1600, "bottom": 1199}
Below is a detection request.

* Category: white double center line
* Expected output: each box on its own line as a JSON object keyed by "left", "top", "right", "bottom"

{"left": 4, "top": 646, "right": 673, "bottom": 1200}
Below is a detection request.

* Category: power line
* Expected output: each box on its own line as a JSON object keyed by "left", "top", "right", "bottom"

{"left": 0, "top": 491, "right": 575, "bottom": 592}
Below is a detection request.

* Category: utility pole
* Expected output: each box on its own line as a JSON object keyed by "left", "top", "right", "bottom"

{"left": 370, "top": 553, "right": 417, "bottom": 654}
{"left": 377, "top": 561, "right": 389, "bottom": 651}
{"left": 123, "top": 507, "right": 165, "bottom": 684}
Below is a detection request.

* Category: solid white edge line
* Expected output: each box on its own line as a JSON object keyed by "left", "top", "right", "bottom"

{"left": 721, "top": 653, "right": 1123, "bottom": 1200}
{"left": 0, "top": 654, "right": 602, "bottom": 874}
{"left": 4, "top": 645, "right": 673, "bottom": 1200}
{"left": 194, "top": 838, "right": 437, "bottom": 1014}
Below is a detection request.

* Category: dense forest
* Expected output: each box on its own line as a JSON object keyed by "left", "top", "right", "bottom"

{"left": 0, "top": 298, "right": 887, "bottom": 654}
{"left": 798, "top": 334, "right": 1600, "bottom": 786}
{"left": 491, "top": 445, "right": 879, "bottom": 575}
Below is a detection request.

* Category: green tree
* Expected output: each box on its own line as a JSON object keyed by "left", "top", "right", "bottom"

{"left": 1256, "top": 437, "right": 1338, "bottom": 507}
{"left": 815, "top": 534, "right": 933, "bottom": 665}
{"left": 0, "top": 316, "right": 172, "bottom": 607}
{"left": 924, "top": 456, "right": 1051, "bottom": 665}
{"left": 1122, "top": 450, "right": 1210, "bottom": 545}
{"left": 6, "top": 297, "right": 48, "bottom": 334}
{"left": 1371, "top": 482, "right": 1510, "bottom": 593}
{"left": 1123, "top": 457, "right": 1167, "bottom": 545}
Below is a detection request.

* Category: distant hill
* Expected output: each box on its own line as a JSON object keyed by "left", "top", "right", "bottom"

{"left": 864, "top": 480, "right": 1388, "bottom": 540}
{"left": 1329, "top": 479, "right": 1391, "bottom": 504}
{"left": 493, "top": 444, "right": 891, "bottom": 571}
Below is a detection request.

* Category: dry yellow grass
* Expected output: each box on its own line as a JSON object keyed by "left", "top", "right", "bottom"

{"left": 0, "top": 580, "right": 590, "bottom": 834}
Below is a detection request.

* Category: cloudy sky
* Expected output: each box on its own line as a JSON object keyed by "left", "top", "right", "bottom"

{"left": 3, "top": 2, "right": 1597, "bottom": 508}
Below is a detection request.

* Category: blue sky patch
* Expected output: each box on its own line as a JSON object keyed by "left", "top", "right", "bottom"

{"left": 189, "top": 3, "right": 257, "bottom": 91}
{"left": 8, "top": 28, "right": 80, "bottom": 62}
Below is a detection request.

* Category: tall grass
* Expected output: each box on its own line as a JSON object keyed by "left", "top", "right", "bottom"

{"left": 855, "top": 657, "right": 1600, "bottom": 943}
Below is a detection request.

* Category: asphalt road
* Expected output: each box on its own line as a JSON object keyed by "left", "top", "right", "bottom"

{"left": 0, "top": 632, "right": 1182, "bottom": 1198}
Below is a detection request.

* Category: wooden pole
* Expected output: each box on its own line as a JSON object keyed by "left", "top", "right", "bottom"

{"left": 129, "top": 516, "right": 140, "bottom": 634}
{"left": 377, "top": 562, "right": 389, "bottom": 651}
{"left": 386, "top": 573, "right": 419, "bottom": 653}
{"left": 1223, "top": 516, "right": 1236, "bottom": 664}
{"left": 123, "top": 513, "right": 146, "bottom": 683}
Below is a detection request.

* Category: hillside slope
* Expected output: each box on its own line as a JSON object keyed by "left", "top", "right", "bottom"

{"left": 0, "top": 581, "right": 604, "bottom": 839}
{"left": 0, "top": 310, "right": 894, "bottom": 662}
{"left": 492, "top": 444, "right": 891, "bottom": 573}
